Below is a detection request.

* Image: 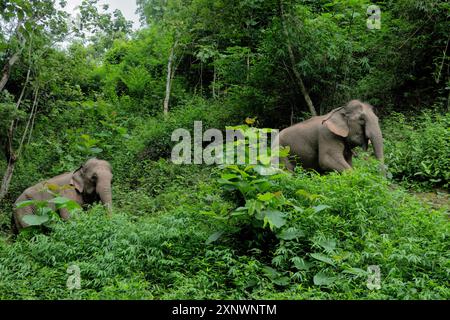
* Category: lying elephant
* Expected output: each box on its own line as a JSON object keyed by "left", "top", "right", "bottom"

{"left": 277, "top": 99, "right": 384, "bottom": 173}
{"left": 13, "top": 158, "right": 113, "bottom": 232}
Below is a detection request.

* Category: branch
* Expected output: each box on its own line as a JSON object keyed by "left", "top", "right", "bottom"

{"left": 18, "top": 85, "right": 40, "bottom": 158}
{"left": 435, "top": 35, "right": 450, "bottom": 84}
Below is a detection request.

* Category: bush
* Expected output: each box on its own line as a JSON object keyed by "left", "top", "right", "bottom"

{"left": 266, "top": 163, "right": 448, "bottom": 299}
{"left": 383, "top": 111, "right": 450, "bottom": 188}
{"left": 211, "top": 153, "right": 449, "bottom": 299}
{"left": 126, "top": 96, "right": 241, "bottom": 163}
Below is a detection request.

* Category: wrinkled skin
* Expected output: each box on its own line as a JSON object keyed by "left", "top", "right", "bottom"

{"left": 13, "top": 158, "right": 113, "bottom": 232}
{"left": 277, "top": 100, "right": 384, "bottom": 173}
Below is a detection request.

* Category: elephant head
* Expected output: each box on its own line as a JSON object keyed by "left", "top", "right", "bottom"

{"left": 323, "top": 100, "right": 384, "bottom": 164}
{"left": 71, "top": 158, "right": 113, "bottom": 214}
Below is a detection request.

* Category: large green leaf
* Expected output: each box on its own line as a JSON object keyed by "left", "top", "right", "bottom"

{"left": 318, "top": 239, "right": 337, "bottom": 252}
{"left": 278, "top": 228, "right": 305, "bottom": 240}
{"left": 246, "top": 199, "right": 262, "bottom": 216}
{"left": 342, "top": 267, "right": 368, "bottom": 277}
{"left": 90, "top": 147, "right": 103, "bottom": 154}
{"left": 262, "top": 265, "right": 290, "bottom": 285}
{"left": 292, "top": 258, "right": 312, "bottom": 271}
{"left": 17, "top": 199, "right": 50, "bottom": 209}
{"left": 22, "top": 214, "right": 50, "bottom": 226}
{"left": 220, "top": 173, "right": 239, "bottom": 180}
{"left": 313, "top": 272, "right": 336, "bottom": 286}
{"left": 205, "top": 231, "right": 224, "bottom": 245}
{"left": 257, "top": 192, "right": 274, "bottom": 202}
{"left": 310, "top": 253, "right": 335, "bottom": 266}
{"left": 37, "top": 207, "right": 53, "bottom": 216}
{"left": 15, "top": 200, "right": 37, "bottom": 208}
{"left": 313, "top": 205, "right": 331, "bottom": 213}
{"left": 272, "top": 276, "right": 290, "bottom": 286}
{"left": 262, "top": 266, "right": 279, "bottom": 278}
{"left": 50, "top": 197, "right": 81, "bottom": 210}
{"left": 262, "top": 210, "right": 286, "bottom": 229}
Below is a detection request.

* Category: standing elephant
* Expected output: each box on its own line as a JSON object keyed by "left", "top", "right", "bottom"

{"left": 13, "top": 158, "right": 113, "bottom": 232}
{"left": 277, "top": 99, "right": 384, "bottom": 173}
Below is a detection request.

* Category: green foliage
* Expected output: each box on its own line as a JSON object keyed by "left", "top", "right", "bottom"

{"left": 0, "top": 92, "right": 26, "bottom": 132}
{"left": 0, "top": 0, "right": 449, "bottom": 301}
{"left": 1, "top": 160, "right": 448, "bottom": 299}
{"left": 210, "top": 124, "right": 294, "bottom": 240}
{"left": 128, "top": 97, "right": 241, "bottom": 162}
{"left": 217, "top": 165, "right": 292, "bottom": 231}
{"left": 384, "top": 111, "right": 450, "bottom": 188}
{"left": 230, "top": 160, "right": 448, "bottom": 298}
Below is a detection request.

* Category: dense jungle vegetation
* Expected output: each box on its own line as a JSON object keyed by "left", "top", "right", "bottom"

{"left": 0, "top": 0, "right": 449, "bottom": 300}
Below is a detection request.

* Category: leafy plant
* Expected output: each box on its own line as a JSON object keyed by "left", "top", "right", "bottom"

{"left": 384, "top": 112, "right": 450, "bottom": 188}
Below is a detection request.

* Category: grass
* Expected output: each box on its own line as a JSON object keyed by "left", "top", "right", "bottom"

{"left": 0, "top": 157, "right": 448, "bottom": 300}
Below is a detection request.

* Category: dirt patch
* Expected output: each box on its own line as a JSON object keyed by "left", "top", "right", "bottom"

{"left": 412, "top": 188, "right": 449, "bottom": 211}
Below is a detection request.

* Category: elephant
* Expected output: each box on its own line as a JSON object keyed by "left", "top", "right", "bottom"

{"left": 276, "top": 99, "right": 384, "bottom": 173}
{"left": 13, "top": 158, "right": 113, "bottom": 232}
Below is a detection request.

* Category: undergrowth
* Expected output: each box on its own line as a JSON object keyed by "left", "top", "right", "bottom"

{"left": 0, "top": 158, "right": 448, "bottom": 300}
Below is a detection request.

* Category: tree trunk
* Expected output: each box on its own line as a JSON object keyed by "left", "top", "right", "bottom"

{"left": 0, "top": 86, "right": 39, "bottom": 202}
{"left": 0, "top": 52, "right": 20, "bottom": 92}
{"left": 163, "top": 40, "right": 178, "bottom": 116}
{"left": 212, "top": 65, "right": 217, "bottom": 98}
{"left": 0, "top": 158, "right": 16, "bottom": 201}
{"left": 247, "top": 53, "right": 250, "bottom": 81}
{"left": 200, "top": 62, "right": 203, "bottom": 95}
{"left": 18, "top": 86, "right": 39, "bottom": 156}
{"left": 279, "top": 0, "right": 317, "bottom": 116}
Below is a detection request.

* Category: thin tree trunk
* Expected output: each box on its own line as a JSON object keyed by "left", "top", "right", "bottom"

{"left": 15, "top": 67, "right": 31, "bottom": 109}
{"left": 27, "top": 105, "right": 38, "bottom": 146}
{"left": 280, "top": 0, "right": 317, "bottom": 116}
{"left": 0, "top": 127, "right": 17, "bottom": 202}
{"left": 0, "top": 86, "right": 39, "bottom": 202}
{"left": 0, "top": 158, "right": 16, "bottom": 201}
{"left": 163, "top": 40, "right": 178, "bottom": 116}
{"left": 212, "top": 65, "right": 217, "bottom": 98}
{"left": 200, "top": 62, "right": 203, "bottom": 95}
{"left": 447, "top": 89, "right": 450, "bottom": 112}
{"left": 0, "top": 52, "right": 20, "bottom": 92}
{"left": 18, "top": 86, "right": 39, "bottom": 156}
{"left": 247, "top": 53, "right": 250, "bottom": 81}
{"left": 435, "top": 35, "right": 449, "bottom": 84}
{"left": 290, "top": 101, "right": 295, "bottom": 126}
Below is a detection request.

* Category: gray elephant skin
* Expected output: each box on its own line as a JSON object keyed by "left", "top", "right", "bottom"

{"left": 277, "top": 99, "right": 384, "bottom": 172}
{"left": 13, "top": 158, "right": 113, "bottom": 232}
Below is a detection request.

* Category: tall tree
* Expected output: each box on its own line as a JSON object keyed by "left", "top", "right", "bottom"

{"left": 279, "top": 0, "right": 317, "bottom": 116}
{"left": 137, "top": 0, "right": 194, "bottom": 116}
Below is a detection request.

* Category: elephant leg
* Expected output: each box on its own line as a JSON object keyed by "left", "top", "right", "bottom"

{"left": 321, "top": 154, "right": 352, "bottom": 172}
{"left": 281, "top": 156, "right": 295, "bottom": 172}
{"left": 344, "top": 149, "right": 353, "bottom": 167}
{"left": 59, "top": 208, "right": 71, "bottom": 221}
{"left": 319, "top": 138, "right": 352, "bottom": 172}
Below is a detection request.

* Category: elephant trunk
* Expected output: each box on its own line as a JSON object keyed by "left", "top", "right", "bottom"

{"left": 367, "top": 124, "right": 384, "bottom": 162}
{"left": 365, "top": 115, "right": 385, "bottom": 175}
{"left": 96, "top": 172, "right": 113, "bottom": 215}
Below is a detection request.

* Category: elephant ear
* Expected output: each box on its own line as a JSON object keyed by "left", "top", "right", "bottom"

{"left": 70, "top": 167, "right": 84, "bottom": 193}
{"left": 324, "top": 111, "right": 349, "bottom": 138}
